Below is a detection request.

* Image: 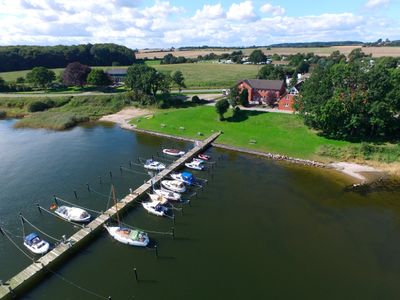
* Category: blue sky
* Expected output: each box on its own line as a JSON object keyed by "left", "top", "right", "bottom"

{"left": 0, "top": 0, "right": 399, "bottom": 47}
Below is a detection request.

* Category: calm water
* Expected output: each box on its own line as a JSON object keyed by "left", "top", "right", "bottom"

{"left": 1, "top": 119, "right": 400, "bottom": 299}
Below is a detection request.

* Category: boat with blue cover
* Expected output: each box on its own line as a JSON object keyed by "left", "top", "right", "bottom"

{"left": 23, "top": 232, "right": 50, "bottom": 255}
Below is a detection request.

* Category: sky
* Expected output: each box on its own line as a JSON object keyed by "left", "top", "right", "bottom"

{"left": 0, "top": 0, "right": 399, "bottom": 48}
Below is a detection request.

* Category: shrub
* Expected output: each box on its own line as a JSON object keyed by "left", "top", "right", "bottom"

{"left": 0, "top": 111, "right": 6, "bottom": 118}
{"left": 192, "top": 95, "right": 201, "bottom": 103}
{"left": 28, "top": 101, "right": 50, "bottom": 112}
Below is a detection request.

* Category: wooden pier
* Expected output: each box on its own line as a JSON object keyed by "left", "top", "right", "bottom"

{"left": 0, "top": 132, "right": 221, "bottom": 299}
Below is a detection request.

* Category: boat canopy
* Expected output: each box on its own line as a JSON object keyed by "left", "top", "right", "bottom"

{"left": 25, "top": 233, "right": 39, "bottom": 243}
{"left": 182, "top": 172, "right": 194, "bottom": 182}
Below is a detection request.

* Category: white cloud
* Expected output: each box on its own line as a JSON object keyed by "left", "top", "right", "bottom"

{"left": 365, "top": 0, "right": 390, "bottom": 8}
{"left": 193, "top": 4, "right": 225, "bottom": 20}
{"left": 260, "top": 3, "right": 285, "bottom": 16}
{"left": 227, "top": 1, "right": 257, "bottom": 21}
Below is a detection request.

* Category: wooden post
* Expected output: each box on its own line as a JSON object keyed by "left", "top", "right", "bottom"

{"left": 154, "top": 245, "right": 158, "bottom": 258}
{"left": 134, "top": 267, "right": 138, "bottom": 282}
{"left": 74, "top": 191, "right": 78, "bottom": 199}
{"left": 99, "top": 176, "right": 102, "bottom": 185}
{"left": 171, "top": 227, "right": 175, "bottom": 240}
{"left": 86, "top": 183, "right": 90, "bottom": 192}
{"left": 53, "top": 195, "right": 58, "bottom": 206}
{"left": 36, "top": 204, "right": 42, "bottom": 214}
{"left": 109, "top": 171, "right": 113, "bottom": 179}
{"left": 129, "top": 160, "right": 132, "bottom": 168}
{"left": 0, "top": 226, "right": 4, "bottom": 236}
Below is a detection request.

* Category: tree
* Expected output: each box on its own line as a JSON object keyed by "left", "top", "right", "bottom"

{"left": 348, "top": 48, "right": 367, "bottom": 63}
{"left": 62, "top": 62, "right": 91, "bottom": 86}
{"left": 265, "top": 91, "right": 277, "bottom": 107}
{"left": 228, "top": 86, "right": 240, "bottom": 107}
{"left": 249, "top": 50, "right": 267, "bottom": 64}
{"left": 87, "top": 69, "right": 111, "bottom": 86}
{"left": 26, "top": 67, "right": 55, "bottom": 89}
{"left": 0, "top": 76, "right": 7, "bottom": 92}
{"left": 16, "top": 77, "right": 25, "bottom": 84}
{"left": 125, "top": 64, "right": 170, "bottom": 96}
{"left": 239, "top": 89, "right": 249, "bottom": 107}
{"left": 215, "top": 98, "right": 230, "bottom": 121}
{"left": 258, "top": 65, "right": 286, "bottom": 80}
{"left": 289, "top": 74, "right": 298, "bottom": 88}
{"left": 171, "top": 71, "right": 186, "bottom": 92}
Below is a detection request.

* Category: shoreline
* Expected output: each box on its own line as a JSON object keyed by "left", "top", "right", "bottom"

{"left": 100, "top": 108, "right": 384, "bottom": 183}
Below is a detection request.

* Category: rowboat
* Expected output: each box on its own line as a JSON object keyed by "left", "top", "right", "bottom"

{"left": 104, "top": 226, "right": 149, "bottom": 247}
{"left": 161, "top": 180, "right": 186, "bottom": 193}
{"left": 23, "top": 233, "right": 50, "bottom": 255}
{"left": 144, "top": 159, "right": 165, "bottom": 171}
{"left": 163, "top": 149, "right": 185, "bottom": 156}
{"left": 54, "top": 205, "right": 91, "bottom": 223}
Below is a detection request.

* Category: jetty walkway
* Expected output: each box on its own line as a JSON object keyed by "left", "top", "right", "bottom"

{"left": 0, "top": 132, "right": 221, "bottom": 299}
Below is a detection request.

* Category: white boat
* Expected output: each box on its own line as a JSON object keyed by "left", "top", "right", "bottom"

{"left": 193, "top": 158, "right": 205, "bottom": 164}
{"left": 170, "top": 172, "right": 194, "bottom": 185}
{"left": 104, "top": 226, "right": 149, "bottom": 247}
{"left": 54, "top": 205, "right": 91, "bottom": 223}
{"left": 142, "top": 195, "right": 169, "bottom": 217}
{"left": 161, "top": 180, "right": 186, "bottom": 193}
{"left": 144, "top": 159, "right": 165, "bottom": 171}
{"left": 198, "top": 154, "right": 211, "bottom": 161}
{"left": 153, "top": 189, "right": 181, "bottom": 201}
{"left": 23, "top": 233, "right": 50, "bottom": 255}
{"left": 185, "top": 160, "right": 204, "bottom": 171}
{"left": 163, "top": 149, "right": 185, "bottom": 156}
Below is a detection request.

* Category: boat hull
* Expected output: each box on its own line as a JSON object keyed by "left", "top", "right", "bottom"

{"left": 105, "top": 226, "right": 149, "bottom": 247}
{"left": 161, "top": 180, "right": 186, "bottom": 193}
{"left": 24, "top": 241, "right": 50, "bottom": 255}
{"left": 142, "top": 202, "right": 167, "bottom": 217}
{"left": 154, "top": 189, "right": 181, "bottom": 201}
{"left": 163, "top": 149, "right": 185, "bottom": 156}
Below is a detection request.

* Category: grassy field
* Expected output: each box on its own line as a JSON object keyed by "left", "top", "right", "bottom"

{"left": 0, "top": 63, "right": 259, "bottom": 89}
{"left": 130, "top": 106, "right": 351, "bottom": 160}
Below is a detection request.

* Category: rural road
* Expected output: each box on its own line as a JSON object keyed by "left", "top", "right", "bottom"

{"left": 0, "top": 89, "right": 224, "bottom": 98}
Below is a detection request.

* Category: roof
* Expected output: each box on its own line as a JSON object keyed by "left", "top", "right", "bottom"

{"left": 25, "top": 233, "right": 39, "bottom": 242}
{"left": 106, "top": 68, "right": 128, "bottom": 75}
{"left": 240, "top": 79, "right": 285, "bottom": 90}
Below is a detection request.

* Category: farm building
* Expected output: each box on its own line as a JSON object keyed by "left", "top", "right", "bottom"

{"left": 106, "top": 68, "right": 127, "bottom": 83}
{"left": 237, "top": 79, "right": 286, "bottom": 105}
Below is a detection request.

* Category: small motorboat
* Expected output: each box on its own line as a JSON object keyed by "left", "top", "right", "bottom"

{"left": 142, "top": 195, "right": 169, "bottom": 217}
{"left": 185, "top": 160, "right": 204, "bottom": 171}
{"left": 198, "top": 154, "right": 211, "bottom": 161}
{"left": 193, "top": 158, "right": 205, "bottom": 164}
{"left": 54, "top": 205, "right": 91, "bottom": 223}
{"left": 163, "top": 149, "right": 185, "bottom": 156}
{"left": 23, "top": 233, "right": 50, "bottom": 255}
{"left": 104, "top": 226, "right": 149, "bottom": 247}
{"left": 161, "top": 180, "right": 186, "bottom": 193}
{"left": 170, "top": 172, "right": 194, "bottom": 185}
{"left": 144, "top": 159, "right": 165, "bottom": 171}
{"left": 153, "top": 189, "right": 181, "bottom": 201}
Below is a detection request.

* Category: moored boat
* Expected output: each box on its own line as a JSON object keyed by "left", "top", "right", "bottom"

{"left": 153, "top": 189, "right": 181, "bottom": 201}
{"left": 142, "top": 197, "right": 169, "bottom": 217}
{"left": 144, "top": 159, "right": 166, "bottom": 171}
{"left": 170, "top": 172, "right": 194, "bottom": 185}
{"left": 54, "top": 205, "right": 91, "bottom": 223}
{"left": 23, "top": 233, "right": 50, "bottom": 255}
{"left": 198, "top": 154, "right": 211, "bottom": 161}
{"left": 185, "top": 160, "right": 204, "bottom": 171}
{"left": 163, "top": 148, "right": 185, "bottom": 156}
{"left": 161, "top": 180, "right": 186, "bottom": 193}
{"left": 104, "top": 226, "right": 149, "bottom": 247}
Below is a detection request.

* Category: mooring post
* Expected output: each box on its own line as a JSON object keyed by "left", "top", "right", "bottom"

{"left": 53, "top": 195, "right": 58, "bottom": 206}
{"left": 171, "top": 227, "right": 175, "bottom": 240}
{"left": 74, "top": 190, "right": 78, "bottom": 199}
{"left": 129, "top": 160, "right": 132, "bottom": 168}
{"left": 134, "top": 267, "right": 138, "bottom": 282}
{"left": 99, "top": 176, "right": 102, "bottom": 185}
{"left": 86, "top": 183, "right": 90, "bottom": 192}
{"left": 172, "top": 216, "right": 175, "bottom": 225}
{"left": 36, "top": 204, "right": 42, "bottom": 214}
{"left": 181, "top": 207, "right": 184, "bottom": 216}
{"left": 120, "top": 166, "right": 123, "bottom": 175}
{"left": 0, "top": 226, "right": 4, "bottom": 236}
{"left": 154, "top": 245, "right": 158, "bottom": 258}
{"left": 109, "top": 171, "right": 113, "bottom": 179}
{"left": 108, "top": 297, "right": 112, "bottom": 300}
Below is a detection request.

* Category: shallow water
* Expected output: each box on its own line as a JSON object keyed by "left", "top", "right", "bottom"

{"left": 1, "top": 119, "right": 400, "bottom": 299}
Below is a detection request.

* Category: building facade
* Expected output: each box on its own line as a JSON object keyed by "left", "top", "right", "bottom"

{"left": 238, "top": 79, "right": 286, "bottom": 105}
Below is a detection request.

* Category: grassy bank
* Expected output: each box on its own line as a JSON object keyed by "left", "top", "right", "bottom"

{"left": 130, "top": 106, "right": 353, "bottom": 160}
{"left": 0, "top": 95, "right": 127, "bottom": 130}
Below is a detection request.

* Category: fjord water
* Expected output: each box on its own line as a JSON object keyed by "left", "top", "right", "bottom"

{"left": 1, "top": 120, "right": 400, "bottom": 299}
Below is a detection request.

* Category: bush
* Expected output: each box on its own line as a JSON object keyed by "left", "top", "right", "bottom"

{"left": 192, "top": 95, "right": 201, "bottom": 103}
{"left": 28, "top": 101, "right": 50, "bottom": 112}
{"left": 0, "top": 111, "right": 6, "bottom": 118}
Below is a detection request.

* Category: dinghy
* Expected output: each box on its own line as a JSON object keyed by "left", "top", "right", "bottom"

{"left": 198, "top": 154, "right": 211, "bottom": 161}
{"left": 161, "top": 180, "right": 186, "bottom": 193}
{"left": 185, "top": 160, "right": 204, "bottom": 171}
{"left": 170, "top": 172, "right": 194, "bottom": 185}
{"left": 163, "top": 149, "right": 185, "bottom": 156}
{"left": 144, "top": 159, "right": 165, "bottom": 171}
{"left": 193, "top": 158, "right": 205, "bottom": 164}
{"left": 104, "top": 226, "right": 149, "bottom": 247}
{"left": 54, "top": 205, "right": 91, "bottom": 223}
{"left": 23, "top": 233, "right": 50, "bottom": 255}
{"left": 153, "top": 189, "right": 181, "bottom": 201}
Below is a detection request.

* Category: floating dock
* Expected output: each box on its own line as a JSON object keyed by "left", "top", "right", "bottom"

{"left": 0, "top": 132, "right": 221, "bottom": 299}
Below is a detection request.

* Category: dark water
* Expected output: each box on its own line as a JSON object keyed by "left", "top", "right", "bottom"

{"left": 1, "top": 120, "right": 400, "bottom": 300}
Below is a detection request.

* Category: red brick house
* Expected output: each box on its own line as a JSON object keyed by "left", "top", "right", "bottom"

{"left": 238, "top": 79, "right": 286, "bottom": 105}
{"left": 277, "top": 93, "right": 295, "bottom": 111}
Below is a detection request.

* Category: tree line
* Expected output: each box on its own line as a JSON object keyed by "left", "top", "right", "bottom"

{"left": 0, "top": 43, "right": 136, "bottom": 72}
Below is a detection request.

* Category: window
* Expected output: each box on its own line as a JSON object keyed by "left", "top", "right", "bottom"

{"left": 285, "top": 103, "right": 289, "bottom": 108}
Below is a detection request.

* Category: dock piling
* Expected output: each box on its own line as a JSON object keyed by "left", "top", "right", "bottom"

{"left": 171, "top": 227, "right": 175, "bottom": 240}
{"left": 99, "top": 176, "right": 102, "bottom": 185}
{"left": 134, "top": 267, "right": 138, "bottom": 282}
{"left": 86, "top": 183, "right": 90, "bottom": 192}
{"left": 109, "top": 171, "right": 113, "bottom": 179}
{"left": 36, "top": 204, "right": 42, "bottom": 214}
{"left": 154, "top": 245, "right": 158, "bottom": 258}
{"left": 74, "top": 190, "right": 78, "bottom": 199}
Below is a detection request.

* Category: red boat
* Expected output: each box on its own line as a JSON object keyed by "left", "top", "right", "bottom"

{"left": 198, "top": 154, "right": 211, "bottom": 161}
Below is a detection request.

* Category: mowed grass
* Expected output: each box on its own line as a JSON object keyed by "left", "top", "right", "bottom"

{"left": 0, "top": 63, "right": 258, "bottom": 89}
{"left": 130, "top": 106, "right": 350, "bottom": 159}
{"left": 153, "top": 63, "right": 259, "bottom": 88}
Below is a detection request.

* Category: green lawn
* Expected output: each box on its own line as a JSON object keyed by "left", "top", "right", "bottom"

{"left": 0, "top": 63, "right": 259, "bottom": 89}
{"left": 130, "top": 106, "right": 351, "bottom": 160}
